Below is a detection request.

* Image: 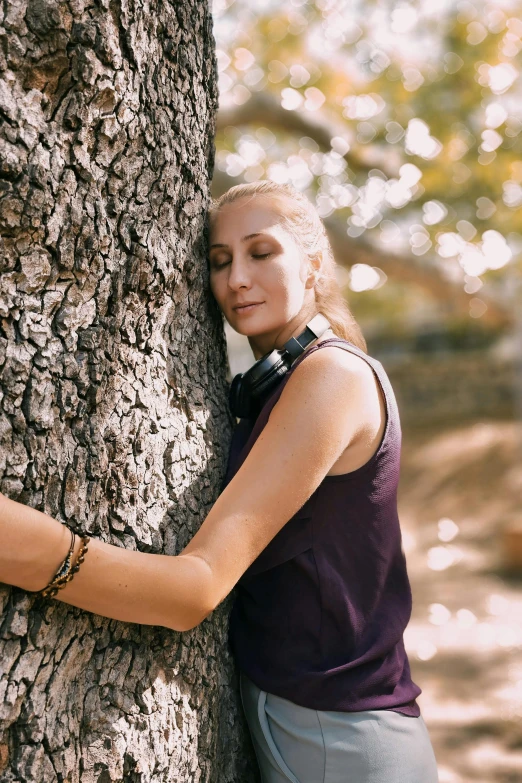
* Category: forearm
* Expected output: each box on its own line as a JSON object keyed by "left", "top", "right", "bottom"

{"left": 0, "top": 492, "right": 70, "bottom": 591}
{"left": 0, "top": 493, "right": 215, "bottom": 632}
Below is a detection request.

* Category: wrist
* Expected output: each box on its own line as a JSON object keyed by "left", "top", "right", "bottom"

{"left": 0, "top": 493, "right": 85, "bottom": 592}
{"left": 38, "top": 530, "right": 89, "bottom": 597}
{"left": 31, "top": 526, "right": 85, "bottom": 594}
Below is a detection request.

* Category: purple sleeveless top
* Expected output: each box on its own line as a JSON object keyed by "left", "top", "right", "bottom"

{"left": 222, "top": 338, "right": 422, "bottom": 716}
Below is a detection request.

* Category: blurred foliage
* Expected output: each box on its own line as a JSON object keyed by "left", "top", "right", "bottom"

{"left": 211, "top": 0, "right": 522, "bottom": 345}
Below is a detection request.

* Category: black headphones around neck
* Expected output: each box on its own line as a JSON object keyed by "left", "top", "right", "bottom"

{"left": 228, "top": 313, "right": 332, "bottom": 419}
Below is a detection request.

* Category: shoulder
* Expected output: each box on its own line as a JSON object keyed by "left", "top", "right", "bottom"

{"left": 285, "top": 342, "right": 376, "bottom": 396}
{"left": 265, "top": 342, "right": 376, "bottom": 441}
{"left": 273, "top": 342, "right": 384, "bottom": 443}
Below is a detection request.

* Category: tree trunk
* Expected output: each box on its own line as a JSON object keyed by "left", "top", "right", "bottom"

{"left": 0, "top": 0, "right": 257, "bottom": 779}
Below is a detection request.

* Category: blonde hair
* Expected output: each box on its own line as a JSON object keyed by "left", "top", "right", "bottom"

{"left": 208, "top": 180, "right": 367, "bottom": 353}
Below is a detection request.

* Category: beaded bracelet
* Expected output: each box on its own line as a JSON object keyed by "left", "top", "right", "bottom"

{"left": 54, "top": 525, "right": 75, "bottom": 580}
{"left": 39, "top": 526, "right": 91, "bottom": 599}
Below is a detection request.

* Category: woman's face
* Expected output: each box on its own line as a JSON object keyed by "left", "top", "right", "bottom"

{"left": 208, "top": 196, "right": 317, "bottom": 354}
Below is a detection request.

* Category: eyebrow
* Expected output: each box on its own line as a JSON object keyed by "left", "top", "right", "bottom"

{"left": 209, "top": 232, "right": 273, "bottom": 250}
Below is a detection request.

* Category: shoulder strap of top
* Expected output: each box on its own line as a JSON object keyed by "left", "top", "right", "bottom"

{"left": 301, "top": 337, "right": 380, "bottom": 370}
{"left": 308, "top": 338, "right": 401, "bottom": 447}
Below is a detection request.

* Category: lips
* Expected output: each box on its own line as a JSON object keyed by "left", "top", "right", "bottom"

{"left": 233, "top": 302, "right": 264, "bottom": 311}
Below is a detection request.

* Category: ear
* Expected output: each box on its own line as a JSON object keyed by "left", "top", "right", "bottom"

{"left": 305, "top": 252, "right": 322, "bottom": 289}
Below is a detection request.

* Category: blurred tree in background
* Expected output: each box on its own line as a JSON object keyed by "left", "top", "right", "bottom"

{"left": 210, "top": 0, "right": 522, "bottom": 357}
{"left": 208, "top": 7, "right": 522, "bottom": 781}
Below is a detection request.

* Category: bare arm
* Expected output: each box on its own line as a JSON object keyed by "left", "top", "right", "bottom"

{"left": 0, "top": 493, "right": 214, "bottom": 632}
{"left": 0, "top": 347, "right": 375, "bottom": 631}
{"left": 179, "top": 347, "right": 372, "bottom": 606}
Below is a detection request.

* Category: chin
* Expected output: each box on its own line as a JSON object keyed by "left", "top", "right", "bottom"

{"left": 234, "top": 323, "right": 261, "bottom": 337}
{"left": 229, "top": 312, "right": 264, "bottom": 334}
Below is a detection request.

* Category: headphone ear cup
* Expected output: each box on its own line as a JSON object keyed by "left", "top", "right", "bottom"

{"left": 229, "top": 362, "right": 288, "bottom": 420}
{"left": 229, "top": 372, "right": 254, "bottom": 419}
{"left": 250, "top": 360, "right": 288, "bottom": 400}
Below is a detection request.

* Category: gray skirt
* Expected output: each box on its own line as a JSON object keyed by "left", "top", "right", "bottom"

{"left": 239, "top": 671, "right": 439, "bottom": 783}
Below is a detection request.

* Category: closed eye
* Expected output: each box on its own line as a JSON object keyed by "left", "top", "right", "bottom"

{"left": 210, "top": 252, "right": 272, "bottom": 270}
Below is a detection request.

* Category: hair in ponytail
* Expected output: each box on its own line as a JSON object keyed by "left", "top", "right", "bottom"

{"left": 209, "top": 180, "right": 367, "bottom": 353}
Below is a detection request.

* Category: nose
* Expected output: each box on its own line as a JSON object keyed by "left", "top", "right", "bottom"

{"left": 227, "top": 255, "right": 251, "bottom": 292}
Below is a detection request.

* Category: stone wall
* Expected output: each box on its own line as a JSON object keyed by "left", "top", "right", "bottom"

{"left": 382, "top": 353, "right": 518, "bottom": 426}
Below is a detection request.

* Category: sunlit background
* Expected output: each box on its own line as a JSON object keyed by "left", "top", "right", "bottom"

{"left": 210, "top": 1, "right": 522, "bottom": 780}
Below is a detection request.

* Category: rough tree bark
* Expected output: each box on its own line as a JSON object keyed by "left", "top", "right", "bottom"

{"left": 0, "top": 0, "right": 257, "bottom": 780}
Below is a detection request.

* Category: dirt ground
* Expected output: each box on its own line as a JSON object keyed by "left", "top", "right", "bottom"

{"left": 398, "top": 418, "right": 522, "bottom": 783}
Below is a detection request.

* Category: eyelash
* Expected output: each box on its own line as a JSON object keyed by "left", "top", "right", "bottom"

{"left": 212, "top": 252, "right": 271, "bottom": 270}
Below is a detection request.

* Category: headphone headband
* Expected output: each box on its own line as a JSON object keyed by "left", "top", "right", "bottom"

{"left": 228, "top": 313, "right": 331, "bottom": 419}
